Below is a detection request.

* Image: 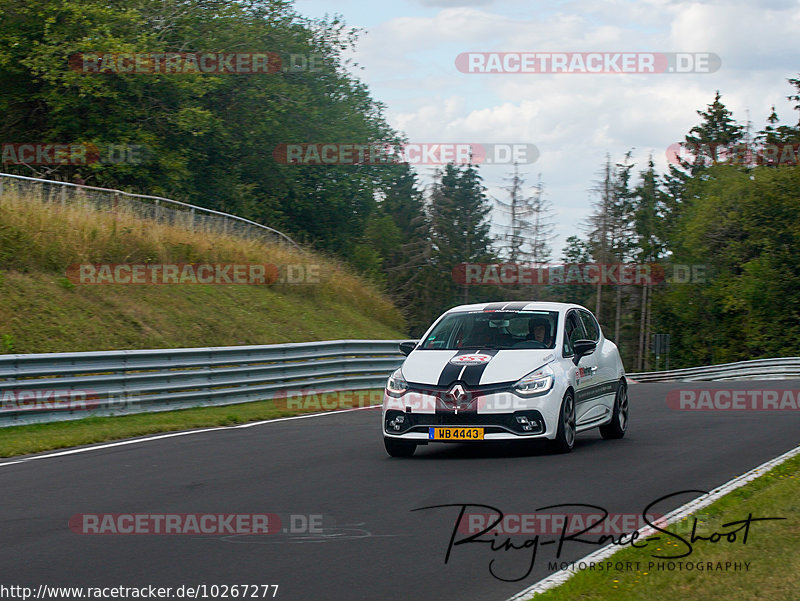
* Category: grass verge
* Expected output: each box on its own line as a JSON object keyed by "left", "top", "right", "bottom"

{"left": 0, "top": 389, "right": 383, "bottom": 458}
{"left": 527, "top": 449, "right": 800, "bottom": 601}
{"left": 0, "top": 188, "right": 405, "bottom": 353}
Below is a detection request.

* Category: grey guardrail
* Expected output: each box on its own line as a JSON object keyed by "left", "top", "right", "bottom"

{"left": 628, "top": 356, "right": 800, "bottom": 382}
{"left": 3, "top": 340, "right": 794, "bottom": 427}
{"left": 0, "top": 340, "right": 406, "bottom": 427}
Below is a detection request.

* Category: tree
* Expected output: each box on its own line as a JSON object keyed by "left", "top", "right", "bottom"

{"left": 683, "top": 91, "right": 745, "bottom": 174}
{"left": 375, "top": 166, "right": 438, "bottom": 334}
{"left": 631, "top": 157, "right": 666, "bottom": 370}
{"left": 652, "top": 164, "right": 800, "bottom": 366}
{"left": 428, "top": 163, "right": 496, "bottom": 309}
{"left": 754, "top": 76, "right": 800, "bottom": 152}
{"left": 494, "top": 165, "right": 554, "bottom": 264}
{"left": 584, "top": 152, "right": 636, "bottom": 329}
{"left": 554, "top": 235, "right": 594, "bottom": 308}
{"left": 0, "top": 0, "right": 402, "bottom": 256}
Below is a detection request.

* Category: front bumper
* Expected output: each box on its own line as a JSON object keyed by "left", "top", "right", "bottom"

{"left": 382, "top": 384, "right": 563, "bottom": 441}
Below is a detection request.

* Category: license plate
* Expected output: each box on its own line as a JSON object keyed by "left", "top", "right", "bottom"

{"left": 428, "top": 427, "right": 484, "bottom": 440}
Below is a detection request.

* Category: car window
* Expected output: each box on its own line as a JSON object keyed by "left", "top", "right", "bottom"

{"left": 579, "top": 310, "right": 600, "bottom": 341}
{"left": 418, "top": 314, "right": 462, "bottom": 349}
{"left": 563, "top": 311, "right": 587, "bottom": 356}
{"left": 419, "top": 310, "right": 559, "bottom": 350}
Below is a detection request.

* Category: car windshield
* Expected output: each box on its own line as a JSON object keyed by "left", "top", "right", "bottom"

{"left": 419, "top": 310, "right": 559, "bottom": 350}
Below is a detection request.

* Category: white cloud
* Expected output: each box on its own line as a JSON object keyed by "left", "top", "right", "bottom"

{"left": 334, "top": 0, "right": 800, "bottom": 251}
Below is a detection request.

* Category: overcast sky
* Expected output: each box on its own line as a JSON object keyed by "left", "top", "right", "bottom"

{"left": 293, "top": 0, "right": 800, "bottom": 256}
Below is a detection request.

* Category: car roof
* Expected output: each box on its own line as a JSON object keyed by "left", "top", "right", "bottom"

{"left": 445, "top": 301, "right": 590, "bottom": 314}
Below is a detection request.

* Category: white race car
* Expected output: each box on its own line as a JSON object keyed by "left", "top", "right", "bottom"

{"left": 382, "top": 301, "right": 628, "bottom": 457}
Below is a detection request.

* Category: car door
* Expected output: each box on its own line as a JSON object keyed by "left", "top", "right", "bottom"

{"left": 562, "top": 310, "right": 596, "bottom": 425}
{"left": 576, "top": 309, "right": 615, "bottom": 425}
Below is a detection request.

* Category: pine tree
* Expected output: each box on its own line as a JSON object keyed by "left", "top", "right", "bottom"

{"left": 380, "top": 166, "right": 438, "bottom": 333}
{"left": 683, "top": 91, "right": 744, "bottom": 174}
{"left": 428, "top": 163, "right": 496, "bottom": 307}
{"left": 632, "top": 157, "right": 666, "bottom": 370}
{"left": 528, "top": 176, "right": 555, "bottom": 266}
{"left": 494, "top": 165, "right": 554, "bottom": 265}
{"left": 585, "top": 153, "right": 636, "bottom": 331}
{"left": 662, "top": 91, "right": 744, "bottom": 241}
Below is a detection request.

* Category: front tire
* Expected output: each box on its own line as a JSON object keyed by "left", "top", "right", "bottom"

{"left": 384, "top": 437, "right": 417, "bottom": 457}
{"left": 600, "top": 381, "right": 628, "bottom": 439}
{"left": 549, "top": 390, "right": 576, "bottom": 454}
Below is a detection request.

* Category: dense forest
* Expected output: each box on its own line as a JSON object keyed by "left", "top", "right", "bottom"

{"left": 2, "top": 0, "right": 800, "bottom": 369}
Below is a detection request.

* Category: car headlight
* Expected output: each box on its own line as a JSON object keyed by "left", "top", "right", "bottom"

{"left": 386, "top": 368, "right": 408, "bottom": 397}
{"left": 513, "top": 364, "right": 555, "bottom": 397}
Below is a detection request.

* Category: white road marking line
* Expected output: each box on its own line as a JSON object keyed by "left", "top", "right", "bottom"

{"left": 507, "top": 442, "right": 800, "bottom": 600}
{"left": 0, "top": 405, "right": 381, "bottom": 468}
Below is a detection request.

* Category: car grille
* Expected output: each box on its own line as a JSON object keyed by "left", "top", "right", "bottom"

{"left": 385, "top": 409, "right": 545, "bottom": 436}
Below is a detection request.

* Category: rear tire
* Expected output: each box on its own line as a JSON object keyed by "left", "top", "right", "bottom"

{"left": 600, "top": 381, "right": 628, "bottom": 439}
{"left": 549, "top": 390, "right": 576, "bottom": 454}
{"left": 384, "top": 437, "right": 417, "bottom": 457}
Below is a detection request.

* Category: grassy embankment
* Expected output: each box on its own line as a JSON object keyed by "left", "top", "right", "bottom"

{"left": 0, "top": 188, "right": 404, "bottom": 455}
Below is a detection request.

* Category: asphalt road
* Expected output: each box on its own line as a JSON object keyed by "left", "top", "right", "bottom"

{"left": 1, "top": 381, "right": 798, "bottom": 601}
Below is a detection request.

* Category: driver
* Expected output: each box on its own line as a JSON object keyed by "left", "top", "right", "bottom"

{"left": 528, "top": 317, "right": 550, "bottom": 345}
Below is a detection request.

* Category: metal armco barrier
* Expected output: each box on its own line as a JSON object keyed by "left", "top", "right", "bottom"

{"left": 2, "top": 340, "right": 796, "bottom": 427}
{"left": 0, "top": 340, "right": 405, "bottom": 427}
{"left": 628, "top": 357, "right": 800, "bottom": 382}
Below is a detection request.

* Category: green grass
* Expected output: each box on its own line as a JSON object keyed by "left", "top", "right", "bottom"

{"left": 0, "top": 270, "right": 403, "bottom": 352}
{"left": 0, "top": 389, "right": 383, "bottom": 457}
{"left": 528, "top": 451, "right": 800, "bottom": 601}
{"left": 0, "top": 189, "right": 405, "bottom": 352}
{"left": 0, "top": 190, "right": 400, "bottom": 458}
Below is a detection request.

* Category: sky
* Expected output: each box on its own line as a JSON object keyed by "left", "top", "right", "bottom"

{"left": 292, "top": 0, "right": 800, "bottom": 256}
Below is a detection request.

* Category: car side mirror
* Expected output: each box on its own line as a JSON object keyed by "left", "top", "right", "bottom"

{"left": 572, "top": 339, "right": 597, "bottom": 365}
{"left": 399, "top": 341, "right": 417, "bottom": 356}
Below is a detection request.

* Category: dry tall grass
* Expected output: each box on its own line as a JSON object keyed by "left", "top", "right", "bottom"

{"left": 0, "top": 189, "right": 403, "bottom": 331}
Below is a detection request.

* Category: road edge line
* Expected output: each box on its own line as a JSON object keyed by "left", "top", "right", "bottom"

{"left": 0, "top": 404, "right": 380, "bottom": 468}
{"left": 507, "top": 442, "right": 800, "bottom": 600}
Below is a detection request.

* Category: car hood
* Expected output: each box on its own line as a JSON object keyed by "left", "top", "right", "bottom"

{"left": 402, "top": 349, "right": 556, "bottom": 387}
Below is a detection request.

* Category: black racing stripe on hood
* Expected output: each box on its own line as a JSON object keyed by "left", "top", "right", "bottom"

{"left": 460, "top": 348, "right": 500, "bottom": 387}
{"left": 482, "top": 302, "right": 508, "bottom": 311}
{"left": 436, "top": 350, "right": 472, "bottom": 386}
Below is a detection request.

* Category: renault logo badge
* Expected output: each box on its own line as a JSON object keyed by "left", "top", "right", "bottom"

{"left": 448, "top": 383, "right": 467, "bottom": 403}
